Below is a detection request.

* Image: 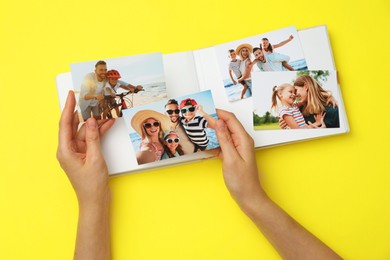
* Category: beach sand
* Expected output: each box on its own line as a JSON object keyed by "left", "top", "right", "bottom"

{"left": 130, "top": 94, "right": 166, "bottom": 107}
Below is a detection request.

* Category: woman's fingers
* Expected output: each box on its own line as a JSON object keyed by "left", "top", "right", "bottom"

{"left": 215, "top": 118, "right": 241, "bottom": 161}
{"left": 58, "top": 91, "right": 76, "bottom": 151}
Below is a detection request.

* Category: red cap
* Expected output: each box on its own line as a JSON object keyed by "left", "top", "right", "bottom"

{"left": 180, "top": 98, "right": 197, "bottom": 109}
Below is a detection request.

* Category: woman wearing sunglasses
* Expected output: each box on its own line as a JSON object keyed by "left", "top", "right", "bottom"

{"left": 161, "top": 131, "right": 184, "bottom": 159}
{"left": 131, "top": 110, "right": 170, "bottom": 164}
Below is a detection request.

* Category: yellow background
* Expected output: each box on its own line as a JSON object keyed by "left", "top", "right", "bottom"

{"left": 0, "top": 0, "right": 389, "bottom": 259}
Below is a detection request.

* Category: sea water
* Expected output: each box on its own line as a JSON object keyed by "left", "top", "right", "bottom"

{"left": 223, "top": 80, "right": 252, "bottom": 102}
{"left": 117, "top": 81, "right": 167, "bottom": 98}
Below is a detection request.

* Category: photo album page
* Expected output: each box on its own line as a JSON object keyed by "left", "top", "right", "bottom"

{"left": 56, "top": 25, "right": 349, "bottom": 175}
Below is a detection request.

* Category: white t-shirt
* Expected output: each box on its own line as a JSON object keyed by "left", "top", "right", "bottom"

{"left": 90, "top": 81, "right": 104, "bottom": 106}
{"left": 104, "top": 82, "right": 120, "bottom": 96}
{"left": 239, "top": 58, "right": 251, "bottom": 80}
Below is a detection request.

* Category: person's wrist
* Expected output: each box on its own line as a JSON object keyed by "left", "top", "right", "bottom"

{"left": 236, "top": 188, "right": 268, "bottom": 218}
{"left": 77, "top": 185, "right": 111, "bottom": 209}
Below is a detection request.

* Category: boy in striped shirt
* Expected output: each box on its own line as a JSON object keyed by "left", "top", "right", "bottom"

{"left": 179, "top": 98, "right": 213, "bottom": 151}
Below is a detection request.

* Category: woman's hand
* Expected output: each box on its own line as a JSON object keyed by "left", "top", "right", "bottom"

{"left": 57, "top": 91, "right": 114, "bottom": 260}
{"left": 57, "top": 91, "right": 114, "bottom": 206}
{"left": 314, "top": 112, "right": 327, "bottom": 128}
{"left": 212, "top": 109, "right": 341, "bottom": 259}
{"left": 213, "top": 110, "right": 266, "bottom": 209}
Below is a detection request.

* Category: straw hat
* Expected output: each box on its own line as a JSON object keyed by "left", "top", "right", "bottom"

{"left": 130, "top": 110, "right": 170, "bottom": 138}
{"left": 235, "top": 43, "right": 253, "bottom": 56}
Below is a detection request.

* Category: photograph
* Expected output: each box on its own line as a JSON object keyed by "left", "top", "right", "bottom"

{"left": 252, "top": 70, "right": 340, "bottom": 130}
{"left": 122, "top": 90, "right": 220, "bottom": 165}
{"left": 214, "top": 26, "right": 307, "bottom": 102}
{"left": 70, "top": 53, "right": 167, "bottom": 121}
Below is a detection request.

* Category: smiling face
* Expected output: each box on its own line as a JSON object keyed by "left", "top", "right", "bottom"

{"left": 240, "top": 47, "right": 249, "bottom": 59}
{"left": 278, "top": 85, "right": 296, "bottom": 106}
{"left": 181, "top": 105, "right": 196, "bottom": 122}
{"left": 143, "top": 118, "right": 160, "bottom": 137}
{"left": 229, "top": 51, "right": 237, "bottom": 60}
{"left": 254, "top": 49, "right": 265, "bottom": 62}
{"left": 294, "top": 85, "right": 308, "bottom": 103}
{"left": 95, "top": 64, "right": 107, "bottom": 81}
{"left": 262, "top": 39, "right": 270, "bottom": 49}
{"left": 108, "top": 77, "right": 118, "bottom": 86}
{"left": 165, "top": 134, "right": 179, "bottom": 151}
{"left": 165, "top": 103, "right": 180, "bottom": 123}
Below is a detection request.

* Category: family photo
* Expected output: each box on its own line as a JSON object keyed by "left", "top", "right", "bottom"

{"left": 214, "top": 26, "right": 307, "bottom": 102}
{"left": 122, "top": 90, "right": 220, "bottom": 165}
{"left": 252, "top": 70, "right": 340, "bottom": 130}
{"left": 70, "top": 53, "right": 167, "bottom": 121}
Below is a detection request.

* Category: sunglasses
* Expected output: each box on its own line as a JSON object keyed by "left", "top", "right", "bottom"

{"left": 181, "top": 106, "right": 196, "bottom": 114}
{"left": 166, "top": 138, "right": 179, "bottom": 144}
{"left": 166, "top": 109, "right": 180, "bottom": 115}
{"left": 143, "top": 121, "right": 160, "bottom": 129}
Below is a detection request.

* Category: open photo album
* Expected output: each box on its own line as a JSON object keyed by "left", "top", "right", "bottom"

{"left": 56, "top": 25, "right": 349, "bottom": 175}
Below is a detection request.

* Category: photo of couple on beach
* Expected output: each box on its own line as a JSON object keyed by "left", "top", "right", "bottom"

{"left": 122, "top": 90, "right": 220, "bottom": 165}
{"left": 70, "top": 53, "right": 167, "bottom": 121}
{"left": 252, "top": 70, "right": 340, "bottom": 130}
{"left": 214, "top": 26, "right": 307, "bottom": 102}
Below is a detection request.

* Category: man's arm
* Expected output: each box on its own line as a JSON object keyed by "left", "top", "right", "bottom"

{"left": 80, "top": 74, "right": 103, "bottom": 101}
{"left": 214, "top": 110, "right": 342, "bottom": 259}
{"left": 282, "top": 61, "right": 295, "bottom": 71}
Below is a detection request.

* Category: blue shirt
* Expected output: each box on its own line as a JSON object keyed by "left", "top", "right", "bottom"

{"left": 257, "top": 53, "right": 290, "bottom": 71}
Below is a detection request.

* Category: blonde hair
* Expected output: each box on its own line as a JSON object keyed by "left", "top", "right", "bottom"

{"left": 294, "top": 75, "right": 331, "bottom": 116}
{"left": 271, "top": 83, "right": 293, "bottom": 112}
{"left": 239, "top": 47, "right": 251, "bottom": 61}
{"left": 141, "top": 117, "right": 164, "bottom": 142}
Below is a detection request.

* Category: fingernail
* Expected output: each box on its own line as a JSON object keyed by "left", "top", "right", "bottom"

{"left": 87, "top": 118, "right": 97, "bottom": 129}
{"left": 217, "top": 120, "right": 226, "bottom": 131}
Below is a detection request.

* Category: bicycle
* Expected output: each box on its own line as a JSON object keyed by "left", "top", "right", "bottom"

{"left": 100, "top": 89, "right": 143, "bottom": 119}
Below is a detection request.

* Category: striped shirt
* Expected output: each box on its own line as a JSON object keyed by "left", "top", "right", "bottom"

{"left": 180, "top": 116, "right": 209, "bottom": 148}
{"left": 278, "top": 105, "right": 306, "bottom": 128}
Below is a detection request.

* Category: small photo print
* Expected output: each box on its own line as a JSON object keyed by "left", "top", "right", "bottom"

{"left": 252, "top": 70, "right": 340, "bottom": 130}
{"left": 122, "top": 90, "right": 220, "bottom": 165}
{"left": 70, "top": 53, "right": 167, "bottom": 121}
{"left": 214, "top": 26, "right": 307, "bottom": 102}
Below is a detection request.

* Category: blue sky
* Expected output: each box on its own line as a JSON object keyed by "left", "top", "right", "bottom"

{"left": 70, "top": 52, "right": 165, "bottom": 91}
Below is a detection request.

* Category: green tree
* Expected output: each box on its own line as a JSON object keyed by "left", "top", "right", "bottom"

{"left": 296, "top": 70, "right": 329, "bottom": 84}
{"left": 253, "top": 111, "right": 279, "bottom": 126}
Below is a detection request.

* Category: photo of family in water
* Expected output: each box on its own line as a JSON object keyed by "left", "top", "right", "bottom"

{"left": 122, "top": 90, "right": 220, "bottom": 165}
{"left": 214, "top": 26, "right": 307, "bottom": 102}
{"left": 70, "top": 53, "right": 167, "bottom": 121}
{"left": 252, "top": 70, "right": 340, "bottom": 130}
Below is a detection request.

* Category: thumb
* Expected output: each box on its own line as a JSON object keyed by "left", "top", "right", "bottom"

{"left": 85, "top": 118, "right": 103, "bottom": 162}
{"left": 215, "top": 119, "right": 241, "bottom": 161}
{"left": 202, "top": 112, "right": 217, "bottom": 129}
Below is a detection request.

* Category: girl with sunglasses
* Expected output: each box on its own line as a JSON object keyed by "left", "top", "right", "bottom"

{"left": 161, "top": 131, "right": 184, "bottom": 159}
{"left": 131, "top": 110, "right": 170, "bottom": 165}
